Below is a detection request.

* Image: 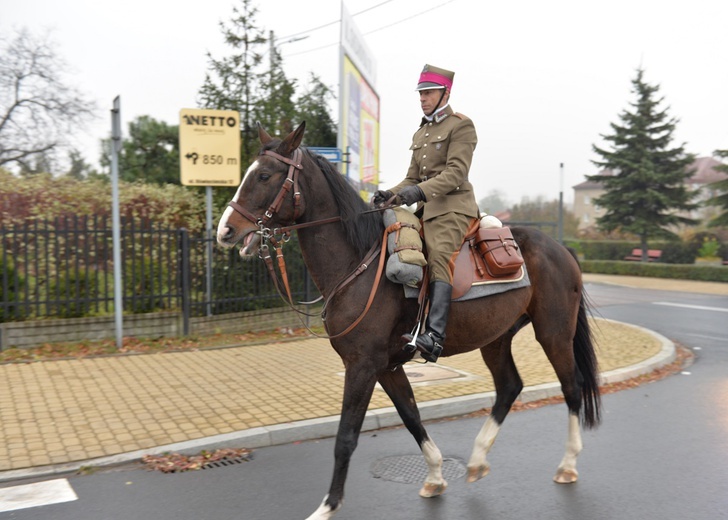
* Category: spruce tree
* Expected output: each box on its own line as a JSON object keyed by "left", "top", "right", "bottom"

{"left": 705, "top": 149, "right": 728, "bottom": 227}
{"left": 295, "top": 74, "right": 338, "bottom": 148}
{"left": 589, "top": 68, "right": 698, "bottom": 260}
{"left": 197, "top": 0, "right": 267, "bottom": 169}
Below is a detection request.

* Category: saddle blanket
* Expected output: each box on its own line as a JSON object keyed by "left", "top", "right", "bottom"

{"left": 403, "top": 264, "right": 531, "bottom": 302}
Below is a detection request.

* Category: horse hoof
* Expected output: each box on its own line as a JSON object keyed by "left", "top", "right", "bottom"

{"left": 419, "top": 480, "right": 447, "bottom": 498}
{"left": 466, "top": 464, "right": 490, "bottom": 483}
{"left": 553, "top": 468, "right": 579, "bottom": 484}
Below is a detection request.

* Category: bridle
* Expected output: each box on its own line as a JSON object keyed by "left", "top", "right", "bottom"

{"left": 228, "top": 148, "right": 305, "bottom": 232}
{"left": 225, "top": 147, "right": 391, "bottom": 339}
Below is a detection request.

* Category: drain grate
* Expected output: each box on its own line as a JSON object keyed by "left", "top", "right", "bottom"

{"left": 371, "top": 455, "right": 466, "bottom": 484}
{"left": 201, "top": 456, "right": 251, "bottom": 470}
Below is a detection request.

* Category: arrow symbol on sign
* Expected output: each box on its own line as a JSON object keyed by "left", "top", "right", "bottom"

{"left": 185, "top": 152, "right": 199, "bottom": 165}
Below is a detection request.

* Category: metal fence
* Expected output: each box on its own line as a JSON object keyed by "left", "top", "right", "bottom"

{"left": 0, "top": 217, "right": 312, "bottom": 327}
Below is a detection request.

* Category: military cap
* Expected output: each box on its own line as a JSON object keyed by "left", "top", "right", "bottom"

{"left": 416, "top": 64, "right": 455, "bottom": 91}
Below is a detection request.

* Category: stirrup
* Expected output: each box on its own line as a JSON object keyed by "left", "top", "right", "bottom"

{"left": 419, "top": 336, "right": 443, "bottom": 363}
{"left": 400, "top": 334, "right": 417, "bottom": 353}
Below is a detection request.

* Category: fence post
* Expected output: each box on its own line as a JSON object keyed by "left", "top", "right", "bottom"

{"left": 179, "top": 228, "right": 190, "bottom": 336}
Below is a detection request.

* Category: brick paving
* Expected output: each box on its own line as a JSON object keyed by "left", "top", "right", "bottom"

{"left": 0, "top": 274, "right": 722, "bottom": 473}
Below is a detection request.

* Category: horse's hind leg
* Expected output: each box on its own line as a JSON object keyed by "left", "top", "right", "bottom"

{"left": 467, "top": 334, "right": 523, "bottom": 483}
{"left": 532, "top": 301, "right": 598, "bottom": 484}
{"left": 378, "top": 366, "right": 447, "bottom": 498}
{"left": 306, "top": 363, "right": 378, "bottom": 520}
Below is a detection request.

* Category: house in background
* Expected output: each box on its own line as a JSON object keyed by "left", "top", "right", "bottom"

{"left": 572, "top": 157, "right": 727, "bottom": 230}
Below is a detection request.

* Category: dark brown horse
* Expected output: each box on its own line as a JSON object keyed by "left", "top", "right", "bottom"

{"left": 217, "top": 122, "right": 601, "bottom": 520}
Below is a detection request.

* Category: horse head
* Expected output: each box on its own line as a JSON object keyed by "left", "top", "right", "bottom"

{"left": 217, "top": 121, "right": 307, "bottom": 257}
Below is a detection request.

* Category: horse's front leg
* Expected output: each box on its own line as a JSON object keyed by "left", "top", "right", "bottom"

{"left": 378, "top": 366, "right": 447, "bottom": 498}
{"left": 305, "top": 362, "right": 378, "bottom": 520}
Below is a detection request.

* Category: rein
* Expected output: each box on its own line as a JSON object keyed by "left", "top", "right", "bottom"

{"left": 226, "top": 148, "right": 394, "bottom": 339}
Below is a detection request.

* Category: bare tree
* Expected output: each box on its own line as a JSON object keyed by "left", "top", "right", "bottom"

{"left": 0, "top": 28, "right": 95, "bottom": 171}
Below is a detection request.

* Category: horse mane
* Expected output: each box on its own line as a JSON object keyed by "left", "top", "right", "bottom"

{"left": 259, "top": 141, "right": 383, "bottom": 257}
{"left": 305, "top": 149, "right": 384, "bottom": 257}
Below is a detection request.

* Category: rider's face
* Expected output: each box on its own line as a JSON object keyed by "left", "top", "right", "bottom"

{"left": 419, "top": 88, "right": 449, "bottom": 115}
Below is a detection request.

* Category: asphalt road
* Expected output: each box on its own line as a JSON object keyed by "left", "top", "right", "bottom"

{"left": 2, "top": 281, "right": 727, "bottom": 520}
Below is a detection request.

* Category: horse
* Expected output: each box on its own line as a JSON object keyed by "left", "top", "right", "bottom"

{"left": 217, "top": 122, "right": 601, "bottom": 520}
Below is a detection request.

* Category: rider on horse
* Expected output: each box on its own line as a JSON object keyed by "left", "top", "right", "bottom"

{"left": 373, "top": 64, "right": 480, "bottom": 363}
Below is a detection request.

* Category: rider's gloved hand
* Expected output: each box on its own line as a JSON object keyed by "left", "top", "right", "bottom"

{"left": 372, "top": 190, "right": 394, "bottom": 206}
{"left": 397, "top": 185, "right": 425, "bottom": 206}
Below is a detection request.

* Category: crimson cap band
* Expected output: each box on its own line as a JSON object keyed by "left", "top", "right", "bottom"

{"left": 416, "top": 64, "right": 454, "bottom": 91}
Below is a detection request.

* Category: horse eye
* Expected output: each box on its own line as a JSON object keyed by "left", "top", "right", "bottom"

{"left": 258, "top": 172, "right": 271, "bottom": 181}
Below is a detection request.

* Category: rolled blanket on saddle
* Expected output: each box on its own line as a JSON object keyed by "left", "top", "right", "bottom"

{"left": 383, "top": 208, "right": 426, "bottom": 287}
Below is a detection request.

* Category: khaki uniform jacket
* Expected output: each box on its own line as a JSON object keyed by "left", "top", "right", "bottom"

{"left": 391, "top": 105, "right": 480, "bottom": 222}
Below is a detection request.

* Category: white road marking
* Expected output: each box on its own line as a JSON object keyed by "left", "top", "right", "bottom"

{"left": 653, "top": 302, "right": 728, "bottom": 313}
{"left": 0, "top": 479, "right": 78, "bottom": 513}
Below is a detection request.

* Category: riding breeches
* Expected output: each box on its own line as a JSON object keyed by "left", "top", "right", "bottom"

{"left": 422, "top": 212, "right": 473, "bottom": 283}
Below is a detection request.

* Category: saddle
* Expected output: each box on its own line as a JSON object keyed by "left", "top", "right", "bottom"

{"left": 450, "top": 219, "right": 525, "bottom": 300}
{"left": 384, "top": 211, "right": 525, "bottom": 300}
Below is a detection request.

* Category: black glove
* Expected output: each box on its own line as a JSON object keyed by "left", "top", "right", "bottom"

{"left": 398, "top": 185, "right": 425, "bottom": 206}
{"left": 372, "top": 189, "right": 394, "bottom": 206}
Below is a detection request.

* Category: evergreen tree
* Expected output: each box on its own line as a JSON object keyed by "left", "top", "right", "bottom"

{"left": 98, "top": 116, "right": 180, "bottom": 185}
{"left": 705, "top": 149, "right": 728, "bottom": 227}
{"left": 120, "top": 116, "right": 179, "bottom": 185}
{"left": 65, "top": 149, "right": 96, "bottom": 179}
{"left": 589, "top": 68, "right": 698, "bottom": 260}
{"left": 295, "top": 73, "right": 338, "bottom": 147}
{"left": 197, "top": 0, "right": 267, "bottom": 169}
{"left": 255, "top": 31, "right": 298, "bottom": 138}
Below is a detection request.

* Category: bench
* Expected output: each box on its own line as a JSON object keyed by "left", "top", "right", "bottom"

{"left": 624, "top": 248, "right": 662, "bottom": 262}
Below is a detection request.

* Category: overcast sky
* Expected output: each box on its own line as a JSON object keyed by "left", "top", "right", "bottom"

{"left": 2, "top": 0, "right": 726, "bottom": 206}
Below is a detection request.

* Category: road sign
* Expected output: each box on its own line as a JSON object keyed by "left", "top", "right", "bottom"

{"left": 307, "top": 146, "right": 343, "bottom": 163}
{"left": 179, "top": 109, "right": 241, "bottom": 186}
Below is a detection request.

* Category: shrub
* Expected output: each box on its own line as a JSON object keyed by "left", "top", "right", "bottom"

{"left": 581, "top": 260, "right": 728, "bottom": 282}
{"left": 660, "top": 242, "right": 696, "bottom": 264}
{"left": 49, "top": 271, "right": 100, "bottom": 318}
{"left": 0, "top": 256, "right": 25, "bottom": 322}
{"left": 124, "top": 257, "right": 171, "bottom": 313}
{"left": 719, "top": 241, "right": 728, "bottom": 261}
{"left": 579, "top": 241, "right": 636, "bottom": 260}
{"left": 697, "top": 237, "right": 721, "bottom": 258}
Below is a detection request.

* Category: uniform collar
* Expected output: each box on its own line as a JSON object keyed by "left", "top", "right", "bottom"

{"left": 421, "top": 105, "right": 453, "bottom": 126}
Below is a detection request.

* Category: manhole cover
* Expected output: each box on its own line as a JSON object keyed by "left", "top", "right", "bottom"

{"left": 402, "top": 364, "right": 462, "bottom": 383}
{"left": 371, "top": 455, "right": 466, "bottom": 484}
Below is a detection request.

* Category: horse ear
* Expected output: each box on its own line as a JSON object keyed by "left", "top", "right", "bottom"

{"left": 257, "top": 122, "right": 273, "bottom": 144}
{"left": 278, "top": 121, "right": 306, "bottom": 156}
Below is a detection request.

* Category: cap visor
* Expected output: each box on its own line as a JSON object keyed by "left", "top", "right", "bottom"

{"left": 415, "top": 82, "right": 446, "bottom": 91}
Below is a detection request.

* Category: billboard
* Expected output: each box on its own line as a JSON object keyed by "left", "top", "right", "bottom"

{"left": 339, "top": 3, "right": 380, "bottom": 201}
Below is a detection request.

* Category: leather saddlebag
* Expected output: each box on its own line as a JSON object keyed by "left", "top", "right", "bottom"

{"left": 474, "top": 227, "right": 524, "bottom": 277}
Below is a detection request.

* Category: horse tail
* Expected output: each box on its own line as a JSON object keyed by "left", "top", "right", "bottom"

{"left": 574, "top": 290, "right": 601, "bottom": 429}
{"left": 568, "top": 248, "right": 602, "bottom": 429}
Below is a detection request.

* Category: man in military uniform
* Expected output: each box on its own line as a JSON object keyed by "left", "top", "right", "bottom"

{"left": 373, "top": 64, "right": 480, "bottom": 363}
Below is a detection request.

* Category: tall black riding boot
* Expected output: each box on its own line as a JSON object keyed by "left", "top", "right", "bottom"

{"left": 404, "top": 281, "right": 452, "bottom": 363}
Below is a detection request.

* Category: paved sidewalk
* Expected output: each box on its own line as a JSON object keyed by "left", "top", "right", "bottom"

{"left": 0, "top": 274, "right": 722, "bottom": 480}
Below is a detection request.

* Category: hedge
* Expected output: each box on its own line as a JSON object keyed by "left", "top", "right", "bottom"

{"left": 581, "top": 260, "right": 728, "bottom": 283}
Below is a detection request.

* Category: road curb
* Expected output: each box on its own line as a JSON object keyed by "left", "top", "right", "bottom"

{"left": 0, "top": 322, "right": 676, "bottom": 483}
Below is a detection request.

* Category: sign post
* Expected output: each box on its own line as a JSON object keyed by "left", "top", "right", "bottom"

{"left": 179, "top": 109, "right": 241, "bottom": 317}
{"left": 111, "top": 97, "right": 123, "bottom": 349}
